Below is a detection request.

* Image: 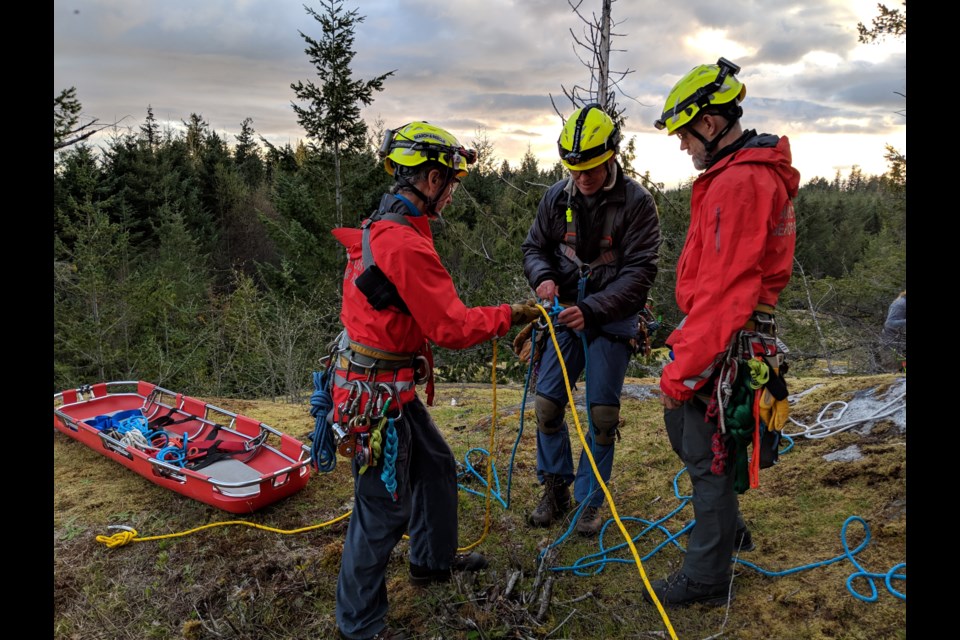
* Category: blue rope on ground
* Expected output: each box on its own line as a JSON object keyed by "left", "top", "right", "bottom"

{"left": 457, "top": 448, "right": 507, "bottom": 509}
{"left": 541, "top": 460, "right": 905, "bottom": 601}
{"left": 309, "top": 369, "right": 336, "bottom": 473}
{"left": 733, "top": 515, "right": 906, "bottom": 602}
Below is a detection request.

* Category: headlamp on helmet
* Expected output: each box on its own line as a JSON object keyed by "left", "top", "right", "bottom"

{"left": 654, "top": 58, "right": 746, "bottom": 134}
{"left": 557, "top": 104, "right": 620, "bottom": 171}
{"left": 380, "top": 122, "right": 478, "bottom": 179}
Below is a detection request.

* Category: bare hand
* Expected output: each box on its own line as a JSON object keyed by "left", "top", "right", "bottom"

{"left": 536, "top": 280, "right": 557, "bottom": 303}
{"left": 660, "top": 392, "right": 684, "bottom": 410}
{"left": 557, "top": 305, "right": 585, "bottom": 331}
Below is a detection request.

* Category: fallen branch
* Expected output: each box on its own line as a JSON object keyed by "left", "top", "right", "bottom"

{"left": 536, "top": 575, "right": 554, "bottom": 621}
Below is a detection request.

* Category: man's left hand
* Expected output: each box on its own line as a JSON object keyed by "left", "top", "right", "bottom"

{"left": 660, "top": 392, "right": 684, "bottom": 410}
{"left": 557, "top": 305, "right": 585, "bottom": 331}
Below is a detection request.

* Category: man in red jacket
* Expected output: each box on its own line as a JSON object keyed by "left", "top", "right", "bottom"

{"left": 330, "top": 121, "right": 540, "bottom": 640}
{"left": 646, "top": 58, "right": 799, "bottom": 608}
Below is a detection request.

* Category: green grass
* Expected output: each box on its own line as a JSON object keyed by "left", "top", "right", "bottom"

{"left": 54, "top": 374, "right": 907, "bottom": 639}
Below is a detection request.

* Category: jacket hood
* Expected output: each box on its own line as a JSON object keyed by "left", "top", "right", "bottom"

{"left": 719, "top": 133, "right": 800, "bottom": 198}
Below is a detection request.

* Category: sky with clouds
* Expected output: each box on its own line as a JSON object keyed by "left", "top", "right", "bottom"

{"left": 54, "top": 0, "right": 906, "bottom": 189}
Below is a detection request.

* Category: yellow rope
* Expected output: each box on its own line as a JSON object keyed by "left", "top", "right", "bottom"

{"left": 100, "top": 350, "right": 505, "bottom": 553}
{"left": 536, "top": 304, "right": 678, "bottom": 640}
{"left": 95, "top": 511, "right": 353, "bottom": 548}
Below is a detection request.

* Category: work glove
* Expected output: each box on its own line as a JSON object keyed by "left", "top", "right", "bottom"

{"left": 510, "top": 301, "right": 541, "bottom": 327}
{"left": 758, "top": 387, "right": 790, "bottom": 432}
{"left": 513, "top": 320, "right": 535, "bottom": 359}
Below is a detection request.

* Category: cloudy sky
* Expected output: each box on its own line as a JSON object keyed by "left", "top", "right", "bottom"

{"left": 54, "top": 0, "right": 906, "bottom": 189}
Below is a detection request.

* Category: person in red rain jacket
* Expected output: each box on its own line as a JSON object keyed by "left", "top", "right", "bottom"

{"left": 646, "top": 58, "right": 799, "bottom": 608}
{"left": 330, "top": 121, "right": 539, "bottom": 640}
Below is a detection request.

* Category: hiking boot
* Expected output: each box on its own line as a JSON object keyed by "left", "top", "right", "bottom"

{"left": 575, "top": 505, "right": 603, "bottom": 536}
{"left": 409, "top": 552, "right": 488, "bottom": 586}
{"left": 528, "top": 473, "right": 571, "bottom": 527}
{"left": 339, "top": 628, "right": 409, "bottom": 640}
{"left": 642, "top": 571, "right": 733, "bottom": 608}
{"left": 734, "top": 526, "right": 755, "bottom": 552}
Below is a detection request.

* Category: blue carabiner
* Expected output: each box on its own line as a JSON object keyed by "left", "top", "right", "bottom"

{"left": 550, "top": 295, "right": 563, "bottom": 318}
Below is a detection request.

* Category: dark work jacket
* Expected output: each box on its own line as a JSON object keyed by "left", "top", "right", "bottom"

{"left": 521, "top": 162, "right": 661, "bottom": 331}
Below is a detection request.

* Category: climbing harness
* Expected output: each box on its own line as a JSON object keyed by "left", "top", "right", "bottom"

{"left": 560, "top": 192, "right": 620, "bottom": 273}
{"left": 307, "top": 325, "right": 434, "bottom": 508}
{"left": 695, "top": 304, "right": 790, "bottom": 492}
{"left": 90, "top": 406, "right": 267, "bottom": 471}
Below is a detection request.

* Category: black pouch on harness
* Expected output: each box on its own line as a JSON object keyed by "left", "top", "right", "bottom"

{"left": 355, "top": 265, "right": 410, "bottom": 314}
{"left": 759, "top": 426, "right": 780, "bottom": 469}
{"left": 758, "top": 364, "right": 788, "bottom": 469}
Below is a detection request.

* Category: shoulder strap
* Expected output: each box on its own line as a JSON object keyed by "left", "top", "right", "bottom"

{"left": 561, "top": 205, "right": 618, "bottom": 271}
{"left": 355, "top": 209, "right": 414, "bottom": 315}
{"left": 362, "top": 210, "right": 413, "bottom": 270}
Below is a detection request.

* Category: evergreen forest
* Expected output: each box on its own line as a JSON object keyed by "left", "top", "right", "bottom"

{"left": 53, "top": 102, "right": 906, "bottom": 402}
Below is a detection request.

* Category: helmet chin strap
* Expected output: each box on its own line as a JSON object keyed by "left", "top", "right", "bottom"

{"left": 405, "top": 167, "right": 457, "bottom": 218}
{"left": 396, "top": 177, "right": 433, "bottom": 215}
{"left": 689, "top": 106, "right": 743, "bottom": 156}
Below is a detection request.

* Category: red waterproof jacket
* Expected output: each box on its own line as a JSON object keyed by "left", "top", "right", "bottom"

{"left": 331, "top": 194, "right": 512, "bottom": 408}
{"left": 661, "top": 133, "right": 799, "bottom": 401}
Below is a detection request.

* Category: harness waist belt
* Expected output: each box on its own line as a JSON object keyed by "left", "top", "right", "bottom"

{"left": 744, "top": 304, "right": 777, "bottom": 333}
{"left": 347, "top": 339, "right": 415, "bottom": 362}
{"left": 338, "top": 351, "right": 416, "bottom": 372}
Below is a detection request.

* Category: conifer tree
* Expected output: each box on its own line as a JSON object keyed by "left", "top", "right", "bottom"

{"left": 291, "top": 0, "right": 394, "bottom": 226}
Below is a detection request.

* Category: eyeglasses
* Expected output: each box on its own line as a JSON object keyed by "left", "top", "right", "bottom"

{"left": 569, "top": 163, "right": 607, "bottom": 177}
{"left": 447, "top": 178, "right": 461, "bottom": 194}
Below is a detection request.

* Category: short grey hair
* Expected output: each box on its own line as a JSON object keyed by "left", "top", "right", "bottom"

{"left": 390, "top": 161, "right": 446, "bottom": 194}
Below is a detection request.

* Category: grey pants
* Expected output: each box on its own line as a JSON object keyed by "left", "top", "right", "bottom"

{"left": 664, "top": 401, "right": 745, "bottom": 585}
{"left": 336, "top": 399, "right": 459, "bottom": 639}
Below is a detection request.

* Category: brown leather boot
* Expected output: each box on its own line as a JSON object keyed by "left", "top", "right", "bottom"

{"left": 528, "top": 473, "right": 570, "bottom": 526}
{"left": 575, "top": 505, "right": 603, "bottom": 536}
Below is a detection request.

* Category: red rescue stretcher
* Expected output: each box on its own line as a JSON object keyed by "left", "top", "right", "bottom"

{"left": 53, "top": 380, "right": 312, "bottom": 514}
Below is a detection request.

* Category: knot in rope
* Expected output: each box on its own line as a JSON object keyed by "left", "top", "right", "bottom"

{"left": 95, "top": 528, "right": 139, "bottom": 548}
{"left": 746, "top": 358, "right": 770, "bottom": 389}
{"left": 380, "top": 418, "right": 398, "bottom": 501}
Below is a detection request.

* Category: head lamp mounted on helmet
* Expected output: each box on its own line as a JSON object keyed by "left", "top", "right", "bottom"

{"left": 557, "top": 141, "right": 613, "bottom": 166}
{"left": 654, "top": 57, "right": 742, "bottom": 131}
{"left": 379, "top": 127, "right": 477, "bottom": 170}
{"left": 558, "top": 103, "right": 620, "bottom": 169}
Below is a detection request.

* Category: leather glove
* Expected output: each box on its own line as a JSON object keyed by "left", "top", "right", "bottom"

{"left": 513, "top": 321, "right": 534, "bottom": 358}
{"left": 758, "top": 388, "right": 790, "bottom": 432}
{"left": 510, "top": 302, "right": 541, "bottom": 327}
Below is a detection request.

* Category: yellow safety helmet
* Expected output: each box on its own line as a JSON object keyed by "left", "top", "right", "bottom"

{"left": 557, "top": 104, "right": 620, "bottom": 171}
{"left": 654, "top": 58, "right": 746, "bottom": 134}
{"left": 380, "top": 121, "right": 477, "bottom": 179}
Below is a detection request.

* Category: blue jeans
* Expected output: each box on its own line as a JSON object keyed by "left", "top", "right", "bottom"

{"left": 534, "top": 315, "right": 635, "bottom": 507}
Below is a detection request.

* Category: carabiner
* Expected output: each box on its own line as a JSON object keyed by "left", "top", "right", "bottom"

{"left": 377, "top": 382, "right": 402, "bottom": 420}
